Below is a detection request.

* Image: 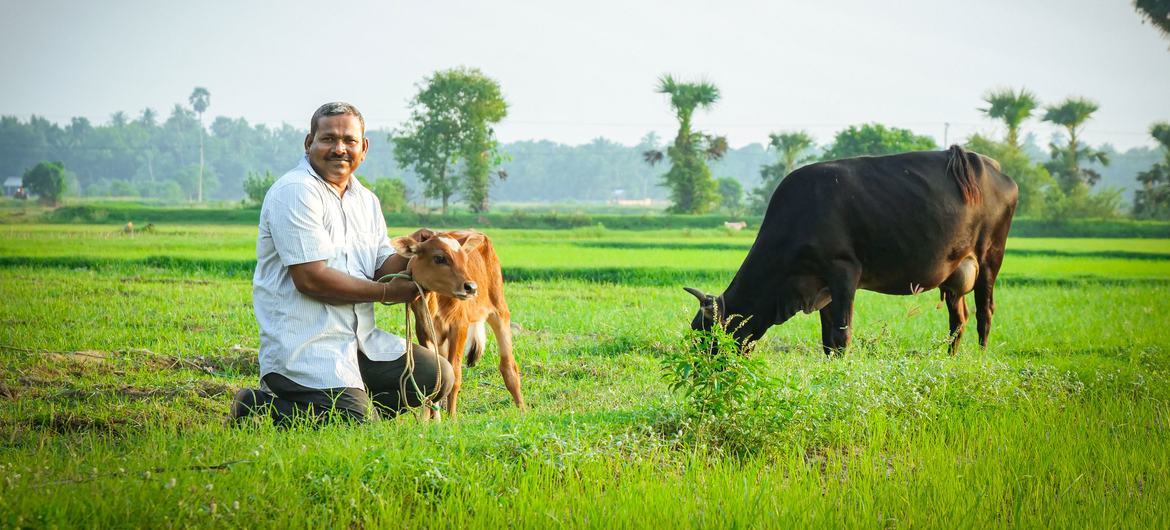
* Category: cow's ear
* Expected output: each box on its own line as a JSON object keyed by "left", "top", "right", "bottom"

{"left": 390, "top": 236, "right": 418, "bottom": 258}
{"left": 460, "top": 232, "right": 485, "bottom": 253}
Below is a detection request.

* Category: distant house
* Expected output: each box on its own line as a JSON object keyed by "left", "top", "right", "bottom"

{"left": 3, "top": 177, "right": 23, "bottom": 198}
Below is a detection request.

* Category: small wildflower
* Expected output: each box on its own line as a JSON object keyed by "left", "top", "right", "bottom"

{"left": 165, "top": 477, "right": 176, "bottom": 489}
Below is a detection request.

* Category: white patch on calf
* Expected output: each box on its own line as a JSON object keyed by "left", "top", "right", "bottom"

{"left": 437, "top": 237, "right": 461, "bottom": 252}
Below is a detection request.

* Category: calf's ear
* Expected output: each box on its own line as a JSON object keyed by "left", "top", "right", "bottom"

{"left": 460, "top": 232, "right": 485, "bottom": 253}
{"left": 390, "top": 236, "right": 419, "bottom": 258}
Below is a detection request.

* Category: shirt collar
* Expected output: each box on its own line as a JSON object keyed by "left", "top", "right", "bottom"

{"left": 300, "top": 155, "right": 357, "bottom": 197}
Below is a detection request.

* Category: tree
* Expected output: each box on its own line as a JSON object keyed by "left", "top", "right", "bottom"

{"left": 189, "top": 87, "right": 211, "bottom": 203}
{"left": 1134, "top": 121, "right": 1170, "bottom": 219}
{"left": 979, "top": 87, "right": 1039, "bottom": 149}
{"left": 643, "top": 74, "right": 725, "bottom": 214}
{"left": 22, "top": 161, "right": 67, "bottom": 206}
{"left": 393, "top": 67, "right": 508, "bottom": 214}
{"left": 1134, "top": 0, "right": 1170, "bottom": 44}
{"left": 1042, "top": 96, "right": 1109, "bottom": 194}
{"left": 820, "top": 123, "right": 938, "bottom": 161}
{"left": 371, "top": 177, "right": 409, "bottom": 214}
{"left": 716, "top": 177, "right": 744, "bottom": 214}
{"left": 751, "top": 130, "right": 816, "bottom": 211}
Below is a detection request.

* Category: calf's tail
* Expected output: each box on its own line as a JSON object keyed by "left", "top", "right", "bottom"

{"left": 946, "top": 144, "right": 982, "bottom": 205}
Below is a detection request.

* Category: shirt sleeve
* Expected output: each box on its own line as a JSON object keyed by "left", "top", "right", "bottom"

{"left": 373, "top": 197, "right": 395, "bottom": 270}
{"left": 266, "top": 183, "right": 336, "bottom": 266}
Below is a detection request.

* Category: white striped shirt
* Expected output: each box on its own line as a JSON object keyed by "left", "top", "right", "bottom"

{"left": 252, "top": 156, "right": 406, "bottom": 390}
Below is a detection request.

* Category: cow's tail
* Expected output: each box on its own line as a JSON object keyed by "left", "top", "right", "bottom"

{"left": 946, "top": 144, "right": 982, "bottom": 205}
{"left": 465, "top": 320, "right": 487, "bottom": 367}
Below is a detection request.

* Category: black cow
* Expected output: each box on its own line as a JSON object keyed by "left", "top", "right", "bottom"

{"left": 686, "top": 145, "right": 1018, "bottom": 355}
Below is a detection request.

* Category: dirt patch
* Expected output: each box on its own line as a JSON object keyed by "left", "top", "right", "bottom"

{"left": 20, "top": 380, "right": 234, "bottom": 401}
{"left": 24, "top": 413, "right": 131, "bottom": 435}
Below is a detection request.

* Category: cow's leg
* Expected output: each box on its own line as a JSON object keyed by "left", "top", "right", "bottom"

{"left": 824, "top": 262, "right": 861, "bottom": 355}
{"left": 818, "top": 305, "right": 835, "bottom": 356}
{"left": 443, "top": 325, "right": 469, "bottom": 419}
{"left": 942, "top": 289, "right": 968, "bottom": 355}
{"left": 974, "top": 251, "right": 1005, "bottom": 349}
{"left": 487, "top": 312, "right": 524, "bottom": 410}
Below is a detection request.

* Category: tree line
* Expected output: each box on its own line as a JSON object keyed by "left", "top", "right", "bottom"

{"left": 4, "top": 77, "right": 1168, "bottom": 219}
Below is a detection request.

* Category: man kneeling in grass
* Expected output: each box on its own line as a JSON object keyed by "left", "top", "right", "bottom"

{"left": 232, "top": 102, "right": 452, "bottom": 424}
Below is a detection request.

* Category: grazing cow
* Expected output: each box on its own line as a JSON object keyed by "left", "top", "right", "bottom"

{"left": 686, "top": 145, "right": 1018, "bottom": 355}
{"left": 390, "top": 230, "right": 524, "bottom": 418}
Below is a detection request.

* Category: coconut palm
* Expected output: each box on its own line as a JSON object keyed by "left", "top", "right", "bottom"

{"left": 979, "top": 87, "right": 1039, "bottom": 149}
{"left": 188, "top": 87, "right": 211, "bottom": 202}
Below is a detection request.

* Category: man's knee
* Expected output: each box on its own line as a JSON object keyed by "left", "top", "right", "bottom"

{"left": 411, "top": 345, "right": 454, "bottom": 401}
{"left": 436, "top": 355, "right": 454, "bottom": 400}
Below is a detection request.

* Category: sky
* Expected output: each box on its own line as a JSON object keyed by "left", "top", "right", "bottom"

{"left": 2, "top": 0, "right": 1168, "bottom": 150}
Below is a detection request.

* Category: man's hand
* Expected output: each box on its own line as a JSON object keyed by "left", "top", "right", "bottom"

{"left": 382, "top": 276, "right": 424, "bottom": 304}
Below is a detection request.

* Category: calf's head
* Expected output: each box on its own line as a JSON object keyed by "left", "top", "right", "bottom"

{"left": 391, "top": 232, "right": 485, "bottom": 300}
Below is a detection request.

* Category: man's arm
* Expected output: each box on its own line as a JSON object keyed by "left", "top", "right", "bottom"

{"left": 289, "top": 260, "right": 420, "bottom": 305}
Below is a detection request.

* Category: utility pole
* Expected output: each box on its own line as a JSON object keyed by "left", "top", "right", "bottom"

{"left": 943, "top": 122, "right": 950, "bottom": 146}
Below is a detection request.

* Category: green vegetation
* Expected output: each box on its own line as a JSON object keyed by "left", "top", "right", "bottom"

{"left": 1, "top": 223, "right": 1168, "bottom": 526}
{"left": 751, "top": 131, "right": 815, "bottom": 213}
{"left": 644, "top": 75, "right": 726, "bottom": 214}
{"left": 819, "top": 123, "right": 938, "bottom": 160}
{"left": 392, "top": 67, "right": 509, "bottom": 213}
{"left": 21, "top": 161, "right": 67, "bottom": 207}
{"left": 1135, "top": 121, "right": 1170, "bottom": 219}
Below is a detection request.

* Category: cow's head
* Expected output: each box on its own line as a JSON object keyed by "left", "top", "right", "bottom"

{"left": 684, "top": 286, "right": 763, "bottom": 350}
{"left": 391, "top": 231, "right": 485, "bottom": 300}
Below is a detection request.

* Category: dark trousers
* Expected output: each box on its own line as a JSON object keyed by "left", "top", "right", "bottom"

{"left": 245, "top": 345, "right": 454, "bottom": 424}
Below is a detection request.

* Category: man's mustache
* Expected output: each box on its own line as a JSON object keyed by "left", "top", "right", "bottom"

{"left": 325, "top": 155, "right": 352, "bottom": 162}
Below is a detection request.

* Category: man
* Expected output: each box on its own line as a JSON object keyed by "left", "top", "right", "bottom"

{"left": 232, "top": 101, "right": 453, "bottom": 424}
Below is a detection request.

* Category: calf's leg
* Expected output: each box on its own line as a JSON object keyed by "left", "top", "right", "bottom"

{"left": 488, "top": 312, "right": 524, "bottom": 410}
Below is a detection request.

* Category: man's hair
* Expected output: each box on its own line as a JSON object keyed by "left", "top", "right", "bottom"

{"left": 308, "top": 102, "right": 365, "bottom": 139}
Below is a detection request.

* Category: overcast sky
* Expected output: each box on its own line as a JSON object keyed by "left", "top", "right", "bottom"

{"left": 2, "top": 0, "right": 1168, "bottom": 150}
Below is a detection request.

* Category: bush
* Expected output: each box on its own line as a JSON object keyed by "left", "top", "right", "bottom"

{"left": 660, "top": 317, "right": 791, "bottom": 455}
{"left": 243, "top": 170, "right": 277, "bottom": 205}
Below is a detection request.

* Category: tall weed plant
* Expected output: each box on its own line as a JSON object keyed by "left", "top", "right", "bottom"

{"left": 660, "top": 318, "right": 792, "bottom": 455}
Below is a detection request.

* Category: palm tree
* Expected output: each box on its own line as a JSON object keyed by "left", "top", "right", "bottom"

{"left": 1134, "top": 0, "right": 1170, "bottom": 43}
{"left": 188, "top": 87, "right": 211, "bottom": 202}
{"left": 768, "top": 131, "right": 815, "bottom": 177}
{"left": 750, "top": 131, "right": 815, "bottom": 211}
{"left": 649, "top": 74, "right": 722, "bottom": 213}
{"left": 1135, "top": 121, "right": 1170, "bottom": 219}
{"left": 1042, "top": 96, "right": 1108, "bottom": 192}
{"left": 979, "top": 87, "right": 1039, "bottom": 149}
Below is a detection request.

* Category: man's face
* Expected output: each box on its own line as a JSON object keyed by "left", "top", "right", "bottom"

{"left": 304, "top": 114, "right": 369, "bottom": 187}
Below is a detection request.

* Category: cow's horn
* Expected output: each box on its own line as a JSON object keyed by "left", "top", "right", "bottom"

{"left": 683, "top": 287, "right": 708, "bottom": 301}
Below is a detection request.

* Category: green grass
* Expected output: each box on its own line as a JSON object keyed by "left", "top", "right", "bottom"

{"left": 1, "top": 225, "right": 1169, "bottom": 527}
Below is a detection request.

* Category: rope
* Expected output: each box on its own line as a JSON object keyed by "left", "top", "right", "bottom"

{"left": 377, "top": 272, "right": 443, "bottom": 414}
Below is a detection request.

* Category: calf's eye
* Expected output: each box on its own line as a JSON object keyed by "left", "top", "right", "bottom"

{"left": 433, "top": 255, "right": 447, "bottom": 265}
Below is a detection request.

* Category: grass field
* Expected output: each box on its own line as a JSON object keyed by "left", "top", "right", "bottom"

{"left": 2, "top": 223, "right": 1169, "bottom": 527}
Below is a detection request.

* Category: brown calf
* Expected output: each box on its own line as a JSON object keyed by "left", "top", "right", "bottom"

{"left": 390, "top": 230, "right": 524, "bottom": 419}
